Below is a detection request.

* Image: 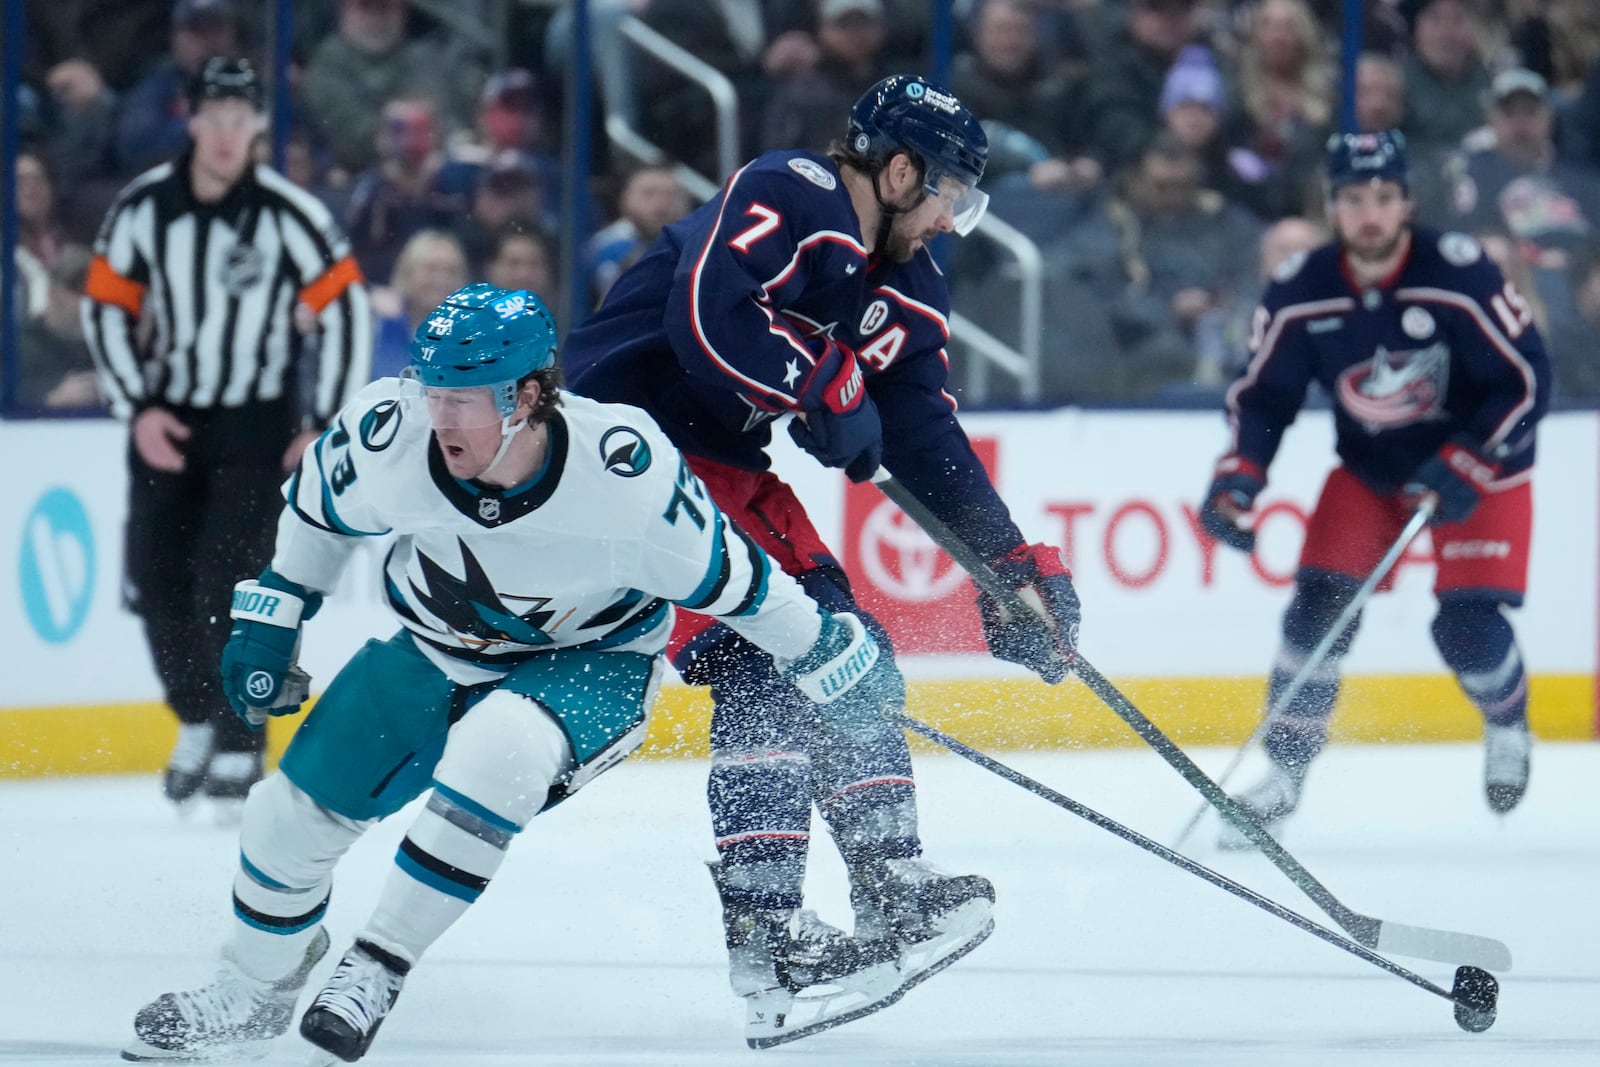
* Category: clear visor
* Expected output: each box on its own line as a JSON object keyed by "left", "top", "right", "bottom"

{"left": 421, "top": 385, "right": 509, "bottom": 429}
{"left": 926, "top": 174, "right": 989, "bottom": 237}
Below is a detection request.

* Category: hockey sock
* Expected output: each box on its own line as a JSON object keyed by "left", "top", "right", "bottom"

{"left": 1261, "top": 652, "right": 1337, "bottom": 774}
{"left": 812, "top": 729, "right": 920, "bottom": 875}
{"left": 1432, "top": 600, "right": 1528, "bottom": 727}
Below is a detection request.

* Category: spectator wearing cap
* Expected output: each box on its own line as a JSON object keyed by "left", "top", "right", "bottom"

{"left": 451, "top": 153, "right": 556, "bottom": 273}
{"left": 1156, "top": 44, "right": 1277, "bottom": 219}
{"left": 1083, "top": 0, "right": 1201, "bottom": 173}
{"left": 115, "top": 0, "right": 245, "bottom": 176}
{"left": 759, "top": 0, "right": 893, "bottom": 153}
{"left": 432, "top": 69, "right": 563, "bottom": 234}
{"left": 1399, "top": 0, "right": 1493, "bottom": 157}
{"left": 950, "top": 0, "right": 1100, "bottom": 194}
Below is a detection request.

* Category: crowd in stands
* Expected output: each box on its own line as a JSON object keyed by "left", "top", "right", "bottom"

{"left": 10, "top": 0, "right": 1600, "bottom": 410}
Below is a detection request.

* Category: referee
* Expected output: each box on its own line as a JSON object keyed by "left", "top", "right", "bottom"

{"left": 82, "top": 57, "right": 371, "bottom": 812}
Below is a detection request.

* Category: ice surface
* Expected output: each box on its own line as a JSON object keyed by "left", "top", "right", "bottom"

{"left": 2, "top": 740, "right": 1596, "bottom": 1066}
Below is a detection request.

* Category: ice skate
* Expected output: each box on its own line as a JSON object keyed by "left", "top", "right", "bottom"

{"left": 1484, "top": 721, "right": 1531, "bottom": 814}
{"left": 851, "top": 857, "right": 995, "bottom": 994}
{"left": 205, "top": 751, "right": 263, "bottom": 825}
{"left": 1217, "top": 763, "right": 1303, "bottom": 850}
{"left": 709, "top": 863, "right": 901, "bottom": 1048}
{"left": 121, "top": 926, "right": 329, "bottom": 1061}
{"left": 163, "top": 723, "right": 215, "bottom": 806}
{"left": 299, "top": 939, "right": 410, "bottom": 1063}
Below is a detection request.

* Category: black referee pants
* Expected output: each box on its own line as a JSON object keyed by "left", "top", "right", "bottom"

{"left": 124, "top": 407, "right": 291, "bottom": 755}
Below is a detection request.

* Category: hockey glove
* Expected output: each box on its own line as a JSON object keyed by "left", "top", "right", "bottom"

{"left": 221, "top": 569, "right": 322, "bottom": 728}
{"left": 1403, "top": 435, "right": 1498, "bottom": 525}
{"left": 1199, "top": 456, "right": 1266, "bottom": 553}
{"left": 978, "top": 543, "right": 1081, "bottom": 684}
{"left": 788, "top": 344, "right": 883, "bottom": 482}
{"left": 782, "top": 611, "right": 906, "bottom": 727}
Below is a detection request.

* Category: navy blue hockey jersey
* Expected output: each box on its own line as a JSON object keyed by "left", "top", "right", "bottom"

{"left": 1227, "top": 227, "right": 1551, "bottom": 493}
{"left": 564, "top": 150, "right": 1026, "bottom": 562}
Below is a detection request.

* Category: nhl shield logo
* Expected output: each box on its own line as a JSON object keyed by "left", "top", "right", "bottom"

{"left": 478, "top": 497, "right": 502, "bottom": 521}
{"left": 220, "top": 244, "right": 264, "bottom": 295}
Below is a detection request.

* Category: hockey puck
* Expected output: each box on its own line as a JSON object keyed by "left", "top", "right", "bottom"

{"left": 1450, "top": 965, "right": 1498, "bottom": 1033}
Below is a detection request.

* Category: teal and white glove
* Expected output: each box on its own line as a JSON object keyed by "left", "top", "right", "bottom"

{"left": 220, "top": 569, "right": 322, "bottom": 728}
{"left": 782, "top": 611, "right": 905, "bottom": 726}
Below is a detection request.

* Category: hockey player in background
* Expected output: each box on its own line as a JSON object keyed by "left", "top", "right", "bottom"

{"left": 1199, "top": 130, "right": 1551, "bottom": 848}
{"left": 563, "top": 75, "right": 1082, "bottom": 1045}
{"left": 121, "top": 285, "right": 907, "bottom": 1063}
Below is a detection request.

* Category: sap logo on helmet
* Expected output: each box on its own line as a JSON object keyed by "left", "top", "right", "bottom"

{"left": 493, "top": 294, "right": 527, "bottom": 320}
{"left": 859, "top": 299, "right": 890, "bottom": 334}
{"left": 787, "top": 157, "right": 837, "bottom": 189}
{"left": 600, "top": 426, "right": 652, "bottom": 477}
{"left": 1402, "top": 306, "right": 1436, "bottom": 339}
{"left": 427, "top": 315, "right": 454, "bottom": 336}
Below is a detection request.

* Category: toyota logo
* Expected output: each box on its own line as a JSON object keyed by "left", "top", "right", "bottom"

{"left": 858, "top": 501, "right": 967, "bottom": 602}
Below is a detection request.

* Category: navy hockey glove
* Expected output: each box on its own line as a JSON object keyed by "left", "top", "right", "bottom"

{"left": 788, "top": 344, "right": 882, "bottom": 482}
{"left": 978, "top": 543, "right": 1081, "bottom": 684}
{"left": 1403, "top": 435, "right": 1499, "bottom": 525}
{"left": 782, "top": 611, "right": 905, "bottom": 727}
{"left": 221, "top": 569, "right": 322, "bottom": 728}
{"left": 1200, "top": 455, "right": 1266, "bottom": 553}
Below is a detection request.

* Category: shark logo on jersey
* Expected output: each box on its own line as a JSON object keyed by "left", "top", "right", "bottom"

{"left": 358, "top": 400, "right": 403, "bottom": 452}
{"left": 410, "top": 539, "right": 557, "bottom": 648}
{"left": 1337, "top": 342, "right": 1450, "bottom": 432}
{"left": 600, "top": 427, "right": 652, "bottom": 477}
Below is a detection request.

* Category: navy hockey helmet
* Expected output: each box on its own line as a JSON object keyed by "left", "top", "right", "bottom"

{"left": 408, "top": 284, "right": 558, "bottom": 419}
{"left": 187, "top": 56, "right": 263, "bottom": 113}
{"left": 846, "top": 75, "right": 990, "bottom": 234}
{"left": 1325, "top": 129, "right": 1409, "bottom": 194}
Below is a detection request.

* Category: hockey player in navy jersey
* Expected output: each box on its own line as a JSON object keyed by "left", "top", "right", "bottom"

{"left": 563, "top": 76, "right": 1082, "bottom": 1045}
{"left": 1199, "top": 130, "right": 1551, "bottom": 847}
{"left": 120, "top": 285, "right": 909, "bottom": 1063}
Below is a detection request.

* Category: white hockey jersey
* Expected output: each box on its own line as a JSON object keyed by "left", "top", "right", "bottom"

{"left": 271, "top": 379, "right": 824, "bottom": 685}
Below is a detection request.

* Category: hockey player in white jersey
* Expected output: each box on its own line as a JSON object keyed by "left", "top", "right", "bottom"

{"left": 121, "top": 284, "right": 907, "bottom": 1063}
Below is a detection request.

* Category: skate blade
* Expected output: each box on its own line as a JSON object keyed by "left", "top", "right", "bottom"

{"left": 744, "top": 960, "right": 903, "bottom": 1049}
{"left": 896, "top": 899, "right": 994, "bottom": 992}
{"left": 121, "top": 1036, "right": 274, "bottom": 1062}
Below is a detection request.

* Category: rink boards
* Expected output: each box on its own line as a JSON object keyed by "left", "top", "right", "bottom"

{"left": 3, "top": 409, "right": 1596, "bottom": 777}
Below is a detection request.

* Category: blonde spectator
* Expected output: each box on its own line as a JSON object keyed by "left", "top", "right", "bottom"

{"left": 369, "top": 230, "right": 469, "bottom": 379}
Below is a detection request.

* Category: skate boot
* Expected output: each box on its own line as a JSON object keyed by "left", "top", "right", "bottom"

{"left": 709, "top": 863, "right": 900, "bottom": 1048}
{"left": 1217, "top": 762, "right": 1303, "bottom": 851}
{"left": 1483, "top": 721, "right": 1531, "bottom": 814}
{"left": 205, "top": 751, "right": 264, "bottom": 824}
{"left": 163, "top": 723, "right": 215, "bottom": 805}
{"left": 121, "top": 926, "right": 329, "bottom": 1061}
{"left": 299, "top": 939, "right": 410, "bottom": 1063}
{"left": 851, "top": 857, "right": 995, "bottom": 994}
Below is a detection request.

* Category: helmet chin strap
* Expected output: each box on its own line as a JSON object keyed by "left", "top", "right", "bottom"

{"left": 868, "top": 163, "right": 924, "bottom": 255}
{"left": 482, "top": 413, "right": 528, "bottom": 479}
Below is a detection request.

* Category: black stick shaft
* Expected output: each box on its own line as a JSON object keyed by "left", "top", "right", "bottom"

{"left": 893, "top": 710, "right": 1459, "bottom": 1006}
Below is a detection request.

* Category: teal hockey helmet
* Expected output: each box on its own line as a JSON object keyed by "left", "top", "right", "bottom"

{"left": 408, "top": 284, "right": 557, "bottom": 418}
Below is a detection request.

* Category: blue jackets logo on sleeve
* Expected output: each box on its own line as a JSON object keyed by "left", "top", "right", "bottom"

{"left": 600, "top": 427, "right": 652, "bottom": 477}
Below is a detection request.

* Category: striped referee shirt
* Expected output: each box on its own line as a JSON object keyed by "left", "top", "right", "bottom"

{"left": 82, "top": 156, "right": 371, "bottom": 423}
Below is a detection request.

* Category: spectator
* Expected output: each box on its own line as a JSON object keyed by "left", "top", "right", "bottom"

{"left": 432, "top": 69, "right": 564, "bottom": 240}
{"left": 1210, "top": 214, "right": 1328, "bottom": 387}
{"left": 587, "top": 164, "right": 691, "bottom": 306}
{"left": 761, "top": 0, "right": 892, "bottom": 153}
{"left": 301, "top": 0, "right": 477, "bottom": 175}
{"left": 344, "top": 96, "right": 450, "bottom": 284}
{"left": 1355, "top": 51, "right": 1406, "bottom": 133}
{"left": 34, "top": 56, "right": 120, "bottom": 201}
{"left": 1220, "top": 0, "right": 1335, "bottom": 220}
{"left": 1399, "top": 0, "right": 1493, "bottom": 156}
{"left": 1047, "top": 132, "right": 1263, "bottom": 401}
{"left": 1084, "top": 0, "right": 1202, "bottom": 173}
{"left": 950, "top": 0, "right": 1100, "bottom": 194}
{"left": 1559, "top": 240, "right": 1600, "bottom": 400}
{"left": 24, "top": 1, "right": 174, "bottom": 94}
{"left": 10, "top": 150, "right": 98, "bottom": 408}
{"left": 486, "top": 225, "right": 556, "bottom": 298}
{"left": 115, "top": 0, "right": 245, "bottom": 175}
{"left": 452, "top": 153, "right": 555, "bottom": 272}
{"left": 1159, "top": 44, "right": 1280, "bottom": 218}
{"left": 369, "top": 229, "right": 469, "bottom": 379}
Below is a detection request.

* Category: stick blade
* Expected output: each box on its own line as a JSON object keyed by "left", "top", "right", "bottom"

{"left": 1376, "top": 921, "right": 1512, "bottom": 972}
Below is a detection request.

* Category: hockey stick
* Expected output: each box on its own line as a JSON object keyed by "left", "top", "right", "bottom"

{"left": 869, "top": 470, "right": 1511, "bottom": 972}
{"left": 891, "top": 708, "right": 1498, "bottom": 1033}
{"left": 1169, "top": 495, "right": 1437, "bottom": 851}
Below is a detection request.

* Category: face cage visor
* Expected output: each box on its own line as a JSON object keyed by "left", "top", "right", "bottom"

{"left": 924, "top": 171, "right": 989, "bottom": 236}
